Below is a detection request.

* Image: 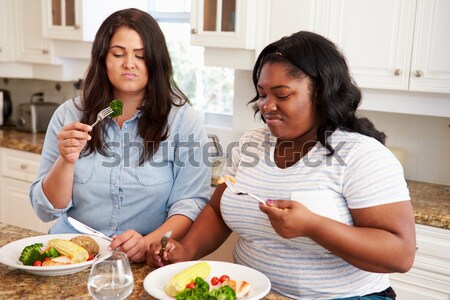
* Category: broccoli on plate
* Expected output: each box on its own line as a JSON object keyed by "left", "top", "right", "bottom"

{"left": 19, "top": 243, "right": 45, "bottom": 266}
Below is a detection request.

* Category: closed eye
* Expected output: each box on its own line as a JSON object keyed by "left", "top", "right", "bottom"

{"left": 277, "top": 94, "right": 292, "bottom": 100}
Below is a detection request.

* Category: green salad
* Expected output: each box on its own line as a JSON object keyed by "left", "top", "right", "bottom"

{"left": 176, "top": 277, "right": 236, "bottom": 300}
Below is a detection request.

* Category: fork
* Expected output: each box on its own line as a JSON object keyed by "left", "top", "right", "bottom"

{"left": 90, "top": 106, "right": 114, "bottom": 127}
{"left": 224, "top": 177, "right": 266, "bottom": 204}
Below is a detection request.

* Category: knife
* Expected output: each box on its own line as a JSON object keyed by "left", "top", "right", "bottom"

{"left": 68, "top": 216, "right": 113, "bottom": 242}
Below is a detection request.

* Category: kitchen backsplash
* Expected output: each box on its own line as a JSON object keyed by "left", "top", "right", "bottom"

{"left": 0, "top": 78, "right": 81, "bottom": 123}
{"left": 1, "top": 77, "right": 449, "bottom": 186}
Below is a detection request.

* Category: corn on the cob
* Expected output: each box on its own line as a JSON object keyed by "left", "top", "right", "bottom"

{"left": 47, "top": 239, "right": 89, "bottom": 264}
{"left": 164, "top": 262, "right": 211, "bottom": 296}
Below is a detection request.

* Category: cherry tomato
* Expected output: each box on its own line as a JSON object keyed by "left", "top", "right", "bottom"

{"left": 219, "top": 274, "right": 230, "bottom": 283}
{"left": 211, "top": 276, "right": 220, "bottom": 286}
{"left": 88, "top": 253, "right": 95, "bottom": 261}
{"left": 33, "top": 260, "right": 43, "bottom": 267}
{"left": 43, "top": 257, "right": 51, "bottom": 262}
{"left": 186, "top": 282, "right": 196, "bottom": 289}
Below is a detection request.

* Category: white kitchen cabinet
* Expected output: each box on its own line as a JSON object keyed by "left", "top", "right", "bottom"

{"left": 315, "top": 0, "right": 450, "bottom": 94}
{"left": 41, "top": 0, "right": 150, "bottom": 42}
{"left": 409, "top": 0, "right": 450, "bottom": 93}
{"left": 189, "top": 0, "right": 260, "bottom": 70}
{"left": 0, "top": 148, "right": 53, "bottom": 233}
{"left": 190, "top": 0, "right": 257, "bottom": 49}
{"left": 13, "top": 0, "right": 53, "bottom": 64}
{"left": 390, "top": 224, "right": 450, "bottom": 300}
{"left": 0, "top": 0, "right": 14, "bottom": 62}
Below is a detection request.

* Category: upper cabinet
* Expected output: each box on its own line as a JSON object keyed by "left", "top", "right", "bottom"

{"left": 409, "top": 0, "right": 450, "bottom": 93}
{"left": 0, "top": 0, "right": 14, "bottom": 62}
{"left": 41, "top": 0, "right": 150, "bottom": 41}
{"left": 190, "top": 0, "right": 258, "bottom": 49}
{"left": 14, "top": 0, "right": 53, "bottom": 64}
{"left": 315, "top": 0, "right": 450, "bottom": 94}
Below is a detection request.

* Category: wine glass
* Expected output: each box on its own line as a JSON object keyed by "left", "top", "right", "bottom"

{"left": 87, "top": 251, "right": 134, "bottom": 300}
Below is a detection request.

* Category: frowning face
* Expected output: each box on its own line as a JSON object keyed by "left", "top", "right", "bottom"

{"left": 257, "top": 62, "right": 320, "bottom": 141}
{"left": 106, "top": 26, "right": 148, "bottom": 100}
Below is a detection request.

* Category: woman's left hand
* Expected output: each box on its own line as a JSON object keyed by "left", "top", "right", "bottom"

{"left": 109, "top": 229, "right": 147, "bottom": 262}
{"left": 259, "top": 199, "right": 317, "bottom": 239}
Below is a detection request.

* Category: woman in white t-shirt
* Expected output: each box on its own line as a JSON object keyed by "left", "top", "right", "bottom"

{"left": 147, "top": 31, "right": 416, "bottom": 300}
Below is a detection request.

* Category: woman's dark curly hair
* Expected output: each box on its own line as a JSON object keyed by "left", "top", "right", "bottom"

{"left": 249, "top": 31, "right": 385, "bottom": 155}
{"left": 80, "top": 8, "right": 189, "bottom": 164}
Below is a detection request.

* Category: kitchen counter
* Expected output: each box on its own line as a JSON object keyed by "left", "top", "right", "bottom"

{"left": 0, "top": 128, "right": 44, "bottom": 154}
{"left": 0, "top": 128, "right": 449, "bottom": 230}
{"left": 0, "top": 222, "right": 290, "bottom": 300}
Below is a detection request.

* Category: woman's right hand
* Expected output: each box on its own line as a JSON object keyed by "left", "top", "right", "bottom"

{"left": 57, "top": 122, "right": 92, "bottom": 164}
{"left": 147, "top": 239, "right": 190, "bottom": 268}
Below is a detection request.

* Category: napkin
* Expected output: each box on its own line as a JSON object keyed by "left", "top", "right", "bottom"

{"left": 291, "top": 190, "right": 342, "bottom": 222}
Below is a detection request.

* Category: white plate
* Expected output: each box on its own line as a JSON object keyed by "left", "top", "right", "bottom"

{"left": 0, "top": 234, "right": 111, "bottom": 276}
{"left": 143, "top": 260, "right": 271, "bottom": 300}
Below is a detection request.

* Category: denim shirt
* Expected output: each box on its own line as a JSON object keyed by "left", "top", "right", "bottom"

{"left": 30, "top": 97, "right": 211, "bottom": 236}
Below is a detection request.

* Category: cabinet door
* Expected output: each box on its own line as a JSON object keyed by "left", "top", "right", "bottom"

{"left": 41, "top": 0, "right": 83, "bottom": 40}
{"left": 14, "top": 0, "right": 53, "bottom": 64}
{"left": 409, "top": 0, "right": 450, "bottom": 93}
{"left": 0, "top": 178, "right": 52, "bottom": 233}
{"left": 42, "top": 0, "right": 150, "bottom": 41}
{"left": 190, "top": 0, "right": 257, "bottom": 49}
{"left": 315, "top": 0, "right": 416, "bottom": 90}
{"left": 390, "top": 224, "right": 450, "bottom": 300}
{"left": 0, "top": 0, "right": 13, "bottom": 61}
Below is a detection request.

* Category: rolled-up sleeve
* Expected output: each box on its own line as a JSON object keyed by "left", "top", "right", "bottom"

{"left": 29, "top": 101, "right": 75, "bottom": 222}
{"left": 166, "top": 105, "right": 211, "bottom": 221}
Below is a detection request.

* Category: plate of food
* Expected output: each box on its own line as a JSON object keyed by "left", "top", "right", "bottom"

{"left": 143, "top": 260, "right": 271, "bottom": 300}
{"left": 0, "top": 234, "right": 111, "bottom": 276}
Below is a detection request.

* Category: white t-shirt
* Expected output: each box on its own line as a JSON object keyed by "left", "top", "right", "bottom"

{"left": 220, "top": 127, "right": 410, "bottom": 299}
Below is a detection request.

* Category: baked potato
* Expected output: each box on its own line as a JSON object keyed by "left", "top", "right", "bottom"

{"left": 70, "top": 235, "right": 99, "bottom": 256}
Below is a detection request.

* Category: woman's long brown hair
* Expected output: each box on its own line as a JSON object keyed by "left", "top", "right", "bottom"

{"left": 79, "top": 8, "right": 189, "bottom": 165}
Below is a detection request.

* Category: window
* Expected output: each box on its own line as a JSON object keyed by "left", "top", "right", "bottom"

{"left": 149, "top": 0, "right": 234, "bottom": 115}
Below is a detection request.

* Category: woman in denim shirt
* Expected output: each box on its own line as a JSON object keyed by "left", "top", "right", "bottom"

{"left": 29, "top": 8, "right": 211, "bottom": 262}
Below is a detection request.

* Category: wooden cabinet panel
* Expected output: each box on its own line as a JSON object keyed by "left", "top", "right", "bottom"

{"left": 0, "top": 148, "right": 53, "bottom": 233}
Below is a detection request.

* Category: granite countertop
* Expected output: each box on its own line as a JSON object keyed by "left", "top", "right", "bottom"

{"left": 0, "top": 128, "right": 45, "bottom": 154}
{"left": 0, "top": 223, "right": 289, "bottom": 300}
{"left": 0, "top": 128, "right": 449, "bottom": 230}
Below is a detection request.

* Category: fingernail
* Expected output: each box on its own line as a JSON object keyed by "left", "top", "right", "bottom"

{"left": 87, "top": 135, "right": 92, "bottom": 140}
{"left": 266, "top": 199, "right": 274, "bottom": 205}
{"left": 107, "top": 246, "right": 112, "bottom": 251}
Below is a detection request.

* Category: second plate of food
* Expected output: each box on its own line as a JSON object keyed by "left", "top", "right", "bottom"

{"left": 143, "top": 260, "right": 271, "bottom": 300}
{"left": 0, "top": 234, "right": 111, "bottom": 276}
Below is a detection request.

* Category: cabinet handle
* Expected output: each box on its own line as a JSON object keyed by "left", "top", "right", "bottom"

{"left": 20, "top": 164, "right": 28, "bottom": 170}
{"left": 74, "top": 24, "right": 80, "bottom": 30}
{"left": 414, "top": 70, "right": 423, "bottom": 78}
{"left": 394, "top": 69, "right": 402, "bottom": 76}
{"left": 42, "top": 49, "right": 49, "bottom": 55}
{"left": 191, "top": 28, "right": 198, "bottom": 34}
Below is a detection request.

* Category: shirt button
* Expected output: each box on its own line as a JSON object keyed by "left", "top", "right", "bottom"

{"left": 114, "top": 204, "right": 119, "bottom": 209}
{"left": 111, "top": 225, "right": 116, "bottom": 231}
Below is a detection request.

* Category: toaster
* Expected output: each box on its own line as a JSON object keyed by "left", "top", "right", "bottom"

{"left": 16, "top": 93, "right": 60, "bottom": 133}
